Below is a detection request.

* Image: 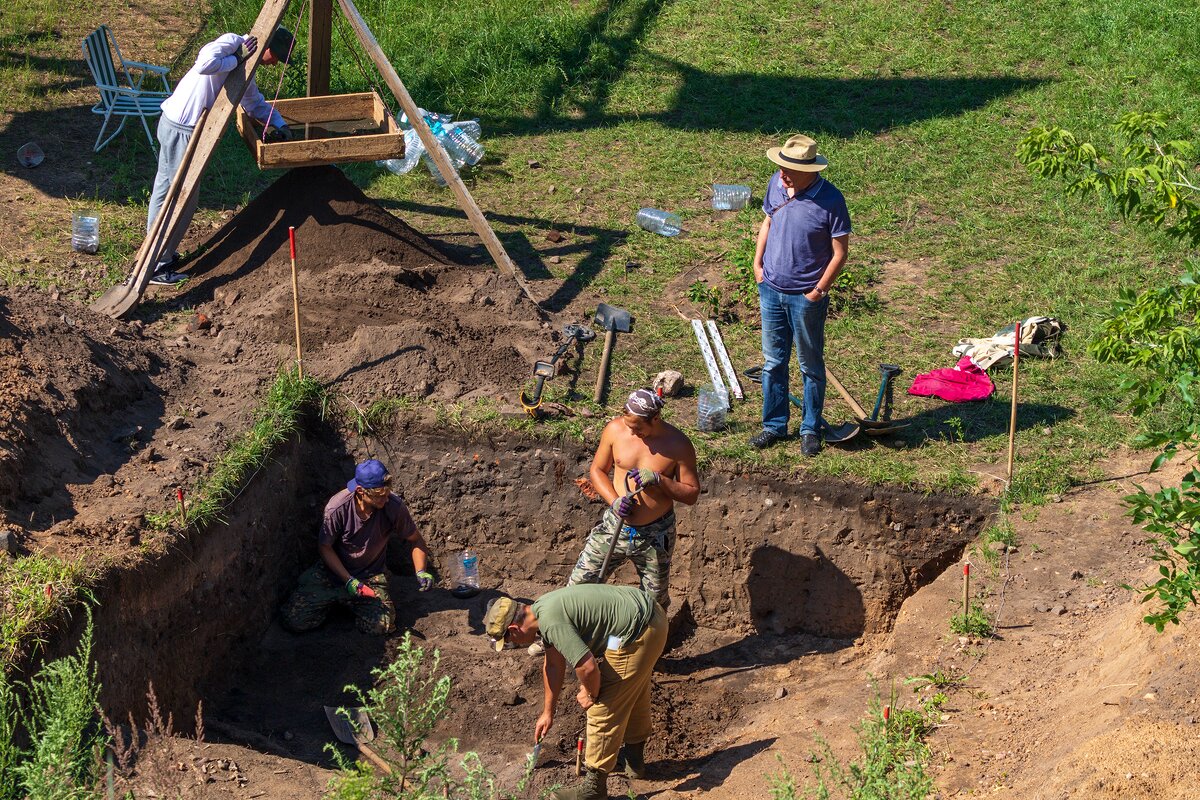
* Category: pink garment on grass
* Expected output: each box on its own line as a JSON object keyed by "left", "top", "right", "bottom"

{"left": 907, "top": 356, "right": 995, "bottom": 402}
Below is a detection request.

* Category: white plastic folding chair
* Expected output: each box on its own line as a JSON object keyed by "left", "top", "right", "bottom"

{"left": 82, "top": 25, "right": 173, "bottom": 152}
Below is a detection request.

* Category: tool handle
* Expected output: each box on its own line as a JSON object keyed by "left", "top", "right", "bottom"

{"left": 596, "top": 484, "right": 646, "bottom": 580}
{"left": 825, "top": 366, "right": 870, "bottom": 419}
{"left": 870, "top": 374, "right": 888, "bottom": 422}
{"left": 593, "top": 328, "right": 617, "bottom": 404}
{"left": 357, "top": 742, "right": 393, "bottom": 775}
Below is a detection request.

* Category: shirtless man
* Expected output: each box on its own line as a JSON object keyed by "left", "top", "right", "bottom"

{"left": 567, "top": 388, "right": 700, "bottom": 609}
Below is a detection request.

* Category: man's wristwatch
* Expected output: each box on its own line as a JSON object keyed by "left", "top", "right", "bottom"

{"left": 814, "top": 286, "right": 829, "bottom": 297}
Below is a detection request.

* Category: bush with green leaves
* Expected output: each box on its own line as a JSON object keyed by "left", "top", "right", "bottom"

{"left": 1020, "top": 112, "right": 1200, "bottom": 629}
{"left": 325, "top": 633, "right": 532, "bottom": 800}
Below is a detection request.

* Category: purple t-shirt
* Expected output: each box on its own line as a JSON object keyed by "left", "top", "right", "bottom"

{"left": 761, "top": 172, "right": 852, "bottom": 293}
{"left": 319, "top": 489, "right": 418, "bottom": 579}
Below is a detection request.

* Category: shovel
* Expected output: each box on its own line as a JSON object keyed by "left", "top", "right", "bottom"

{"left": 324, "top": 705, "right": 393, "bottom": 775}
{"left": 824, "top": 366, "right": 909, "bottom": 436}
{"left": 592, "top": 303, "right": 632, "bottom": 404}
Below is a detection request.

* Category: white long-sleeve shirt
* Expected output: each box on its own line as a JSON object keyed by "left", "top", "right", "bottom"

{"left": 160, "top": 33, "right": 286, "bottom": 130}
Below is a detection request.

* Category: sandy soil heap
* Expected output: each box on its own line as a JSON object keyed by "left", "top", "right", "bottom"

{"left": 175, "top": 166, "right": 548, "bottom": 402}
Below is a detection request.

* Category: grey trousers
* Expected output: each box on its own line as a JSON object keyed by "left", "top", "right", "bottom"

{"left": 147, "top": 115, "right": 199, "bottom": 268}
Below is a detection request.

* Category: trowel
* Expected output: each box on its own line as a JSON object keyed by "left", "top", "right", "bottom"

{"left": 324, "top": 705, "right": 393, "bottom": 775}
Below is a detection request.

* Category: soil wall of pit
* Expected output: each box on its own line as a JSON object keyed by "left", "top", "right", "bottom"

{"left": 32, "top": 425, "right": 344, "bottom": 721}
{"left": 391, "top": 429, "right": 989, "bottom": 639}
{"left": 34, "top": 424, "right": 988, "bottom": 722}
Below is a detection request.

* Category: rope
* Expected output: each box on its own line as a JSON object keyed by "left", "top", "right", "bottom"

{"left": 262, "top": 0, "right": 309, "bottom": 142}
{"left": 334, "top": 11, "right": 389, "bottom": 113}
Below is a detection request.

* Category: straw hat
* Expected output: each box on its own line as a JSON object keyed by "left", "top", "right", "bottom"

{"left": 767, "top": 134, "right": 828, "bottom": 172}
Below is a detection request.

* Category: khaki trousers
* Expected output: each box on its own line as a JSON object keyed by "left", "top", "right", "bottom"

{"left": 585, "top": 602, "right": 668, "bottom": 773}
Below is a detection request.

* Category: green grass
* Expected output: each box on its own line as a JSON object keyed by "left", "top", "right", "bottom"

{"left": 146, "top": 366, "right": 322, "bottom": 531}
{"left": 0, "top": 555, "right": 86, "bottom": 670}
{"left": 5, "top": 0, "right": 1200, "bottom": 501}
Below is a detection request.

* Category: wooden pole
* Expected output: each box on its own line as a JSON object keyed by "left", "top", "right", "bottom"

{"left": 288, "top": 226, "right": 304, "bottom": 378}
{"left": 307, "top": 0, "right": 333, "bottom": 97}
{"left": 1006, "top": 319, "right": 1021, "bottom": 482}
{"left": 962, "top": 561, "right": 970, "bottom": 614}
{"left": 335, "top": 0, "right": 539, "bottom": 308}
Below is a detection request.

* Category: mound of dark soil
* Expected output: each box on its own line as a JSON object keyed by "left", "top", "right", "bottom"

{"left": 0, "top": 286, "right": 180, "bottom": 530}
{"left": 175, "top": 166, "right": 547, "bottom": 402}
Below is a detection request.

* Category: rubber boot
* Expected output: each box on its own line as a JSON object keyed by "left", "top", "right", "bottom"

{"left": 550, "top": 765, "right": 608, "bottom": 800}
{"left": 621, "top": 740, "right": 646, "bottom": 779}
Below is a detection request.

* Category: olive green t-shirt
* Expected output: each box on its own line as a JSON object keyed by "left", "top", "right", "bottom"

{"left": 531, "top": 585, "right": 655, "bottom": 667}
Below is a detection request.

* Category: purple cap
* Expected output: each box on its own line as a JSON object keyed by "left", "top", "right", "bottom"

{"left": 347, "top": 459, "right": 388, "bottom": 492}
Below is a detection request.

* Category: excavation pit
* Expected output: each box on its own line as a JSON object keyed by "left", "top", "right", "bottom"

{"left": 58, "top": 424, "right": 987, "bottom": 794}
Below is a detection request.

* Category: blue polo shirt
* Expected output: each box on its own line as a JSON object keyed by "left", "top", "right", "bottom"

{"left": 761, "top": 171, "right": 852, "bottom": 293}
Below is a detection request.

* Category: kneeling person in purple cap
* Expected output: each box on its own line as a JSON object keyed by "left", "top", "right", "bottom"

{"left": 282, "top": 459, "right": 434, "bottom": 635}
{"left": 484, "top": 584, "right": 669, "bottom": 799}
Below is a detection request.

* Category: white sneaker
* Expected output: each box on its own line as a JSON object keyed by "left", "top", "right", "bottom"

{"left": 527, "top": 640, "right": 545, "bottom": 656}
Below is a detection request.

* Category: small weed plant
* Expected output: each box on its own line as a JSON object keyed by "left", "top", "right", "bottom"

{"left": 325, "top": 633, "right": 531, "bottom": 800}
{"left": 687, "top": 280, "right": 722, "bottom": 319}
{"left": 773, "top": 684, "right": 935, "bottom": 799}
{"left": 905, "top": 669, "right": 968, "bottom": 692}
{"left": 0, "top": 612, "right": 106, "bottom": 800}
{"left": 0, "top": 554, "right": 86, "bottom": 668}
{"left": 950, "top": 599, "right": 994, "bottom": 638}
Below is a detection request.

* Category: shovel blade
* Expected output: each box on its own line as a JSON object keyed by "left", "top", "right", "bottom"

{"left": 594, "top": 302, "right": 632, "bottom": 333}
{"left": 822, "top": 421, "right": 861, "bottom": 444}
{"left": 324, "top": 705, "right": 375, "bottom": 745}
{"left": 89, "top": 281, "right": 142, "bottom": 319}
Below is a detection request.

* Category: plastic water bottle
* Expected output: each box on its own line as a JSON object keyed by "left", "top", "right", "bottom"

{"left": 425, "top": 116, "right": 468, "bottom": 168}
{"left": 636, "top": 208, "right": 682, "bottom": 237}
{"left": 459, "top": 548, "right": 480, "bottom": 590}
{"left": 711, "top": 184, "right": 751, "bottom": 211}
{"left": 422, "top": 153, "right": 449, "bottom": 186}
{"left": 446, "top": 126, "right": 484, "bottom": 165}
{"left": 71, "top": 210, "right": 99, "bottom": 254}
{"left": 379, "top": 129, "right": 425, "bottom": 175}
{"left": 448, "top": 119, "right": 482, "bottom": 140}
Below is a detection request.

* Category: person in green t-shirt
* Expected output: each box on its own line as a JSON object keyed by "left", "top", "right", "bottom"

{"left": 483, "top": 585, "right": 668, "bottom": 800}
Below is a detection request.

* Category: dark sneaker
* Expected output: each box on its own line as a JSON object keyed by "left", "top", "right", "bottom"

{"left": 749, "top": 430, "right": 783, "bottom": 449}
{"left": 149, "top": 270, "right": 188, "bottom": 286}
{"left": 801, "top": 434, "right": 822, "bottom": 457}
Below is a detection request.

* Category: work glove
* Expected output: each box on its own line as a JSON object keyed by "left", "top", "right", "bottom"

{"left": 416, "top": 570, "right": 434, "bottom": 592}
{"left": 627, "top": 468, "right": 660, "bottom": 491}
{"left": 237, "top": 35, "right": 258, "bottom": 64}
{"left": 264, "top": 125, "right": 293, "bottom": 144}
{"left": 345, "top": 577, "right": 377, "bottom": 599}
{"left": 610, "top": 494, "right": 635, "bottom": 519}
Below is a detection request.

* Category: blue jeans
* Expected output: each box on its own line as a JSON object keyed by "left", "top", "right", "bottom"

{"left": 759, "top": 281, "right": 828, "bottom": 437}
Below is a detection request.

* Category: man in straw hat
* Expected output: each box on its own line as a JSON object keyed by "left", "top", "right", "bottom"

{"left": 144, "top": 27, "right": 297, "bottom": 286}
{"left": 483, "top": 585, "right": 669, "bottom": 799}
{"left": 749, "top": 134, "right": 852, "bottom": 456}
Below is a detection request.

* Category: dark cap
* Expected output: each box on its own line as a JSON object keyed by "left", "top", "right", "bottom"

{"left": 266, "top": 26, "right": 296, "bottom": 64}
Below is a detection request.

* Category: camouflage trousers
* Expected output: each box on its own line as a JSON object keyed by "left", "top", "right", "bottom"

{"left": 280, "top": 564, "right": 396, "bottom": 635}
{"left": 567, "top": 509, "right": 676, "bottom": 610}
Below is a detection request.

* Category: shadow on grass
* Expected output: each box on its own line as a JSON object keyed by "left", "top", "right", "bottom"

{"left": 864, "top": 398, "right": 1076, "bottom": 450}
{"left": 376, "top": 196, "right": 629, "bottom": 313}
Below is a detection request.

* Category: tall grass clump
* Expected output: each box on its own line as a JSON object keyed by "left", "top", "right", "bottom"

{"left": 148, "top": 367, "right": 321, "bottom": 531}
{"left": 0, "top": 555, "right": 86, "bottom": 669}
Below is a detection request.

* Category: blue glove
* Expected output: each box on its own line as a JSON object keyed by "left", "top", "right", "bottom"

{"left": 627, "top": 468, "right": 660, "bottom": 491}
{"left": 610, "top": 495, "right": 635, "bottom": 519}
{"left": 417, "top": 570, "right": 434, "bottom": 591}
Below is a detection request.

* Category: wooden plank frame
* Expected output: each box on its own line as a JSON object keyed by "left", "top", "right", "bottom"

{"left": 236, "top": 90, "right": 403, "bottom": 169}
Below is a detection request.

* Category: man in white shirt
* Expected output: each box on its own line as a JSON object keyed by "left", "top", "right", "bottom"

{"left": 146, "top": 27, "right": 296, "bottom": 285}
